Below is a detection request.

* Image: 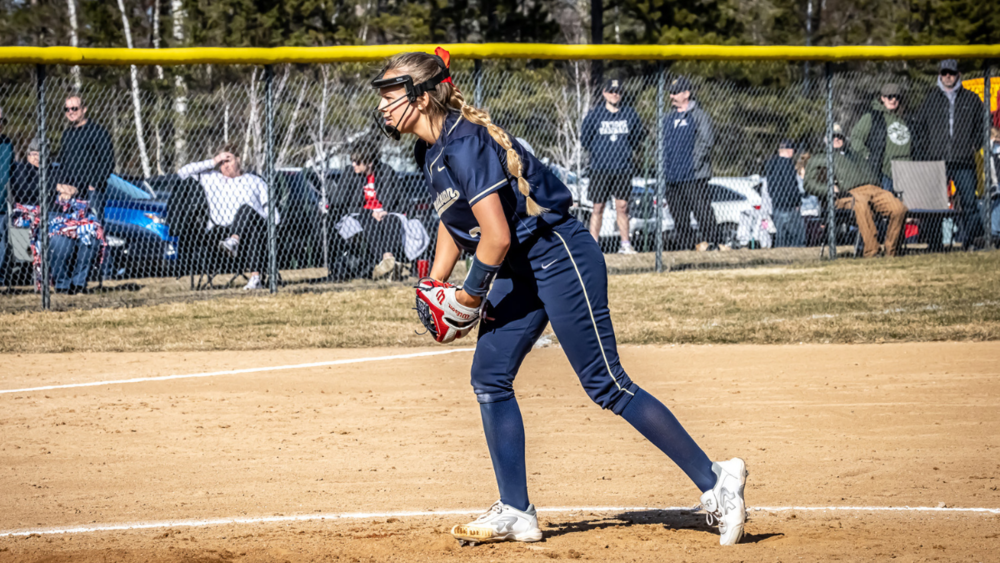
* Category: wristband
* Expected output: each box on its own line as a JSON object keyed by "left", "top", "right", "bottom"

{"left": 463, "top": 255, "right": 501, "bottom": 297}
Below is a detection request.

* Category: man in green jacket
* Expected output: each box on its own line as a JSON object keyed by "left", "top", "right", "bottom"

{"left": 849, "top": 83, "right": 911, "bottom": 194}
{"left": 804, "top": 128, "right": 908, "bottom": 257}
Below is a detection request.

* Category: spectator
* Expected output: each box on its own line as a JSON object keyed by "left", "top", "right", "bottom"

{"left": 581, "top": 78, "right": 646, "bottom": 254}
{"left": 850, "top": 83, "right": 911, "bottom": 193}
{"left": 911, "top": 60, "right": 985, "bottom": 247}
{"left": 58, "top": 95, "right": 114, "bottom": 223}
{"left": 989, "top": 126, "right": 999, "bottom": 245}
{"left": 177, "top": 145, "right": 278, "bottom": 290}
{"left": 804, "top": 127, "right": 908, "bottom": 258}
{"left": 9, "top": 139, "right": 50, "bottom": 207}
{"left": 350, "top": 143, "right": 406, "bottom": 279}
{"left": 662, "top": 76, "right": 722, "bottom": 251}
{"left": 0, "top": 106, "right": 12, "bottom": 288}
{"left": 764, "top": 140, "right": 804, "bottom": 247}
{"left": 993, "top": 88, "right": 999, "bottom": 130}
{"left": 48, "top": 183, "right": 104, "bottom": 294}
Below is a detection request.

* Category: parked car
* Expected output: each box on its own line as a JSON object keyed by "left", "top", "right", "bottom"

{"left": 547, "top": 159, "right": 773, "bottom": 250}
{"left": 103, "top": 174, "right": 177, "bottom": 277}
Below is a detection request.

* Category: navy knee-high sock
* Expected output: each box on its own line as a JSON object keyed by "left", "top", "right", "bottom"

{"left": 479, "top": 397, "right": 530, "bottom": 511}
{"left": 620, "top": 388, "right": 717, "bottom": 492}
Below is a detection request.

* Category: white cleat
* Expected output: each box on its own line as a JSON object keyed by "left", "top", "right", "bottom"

{"left": 451, "top": 501, "right": 543, "bottom": 546}
{"left": 699, "top": 458, "right": 748, "bottom": 546}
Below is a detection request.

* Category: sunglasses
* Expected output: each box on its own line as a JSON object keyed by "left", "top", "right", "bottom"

{"left": 940, "top": 70, "right": 958, "bottom": 77}
{"left": 64, "top": 106, "right": 81, "bottom": 113}
{"left": 883, "top": 95, "right": 900, "bottom": 100}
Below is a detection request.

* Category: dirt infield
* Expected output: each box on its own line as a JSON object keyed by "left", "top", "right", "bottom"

{"left": 1, "top": 343, "right": 998, "bottom": 562}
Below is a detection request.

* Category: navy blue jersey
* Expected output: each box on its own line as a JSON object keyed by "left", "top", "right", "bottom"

{"left": 415, "top": 110, "right": 573, "bottom": 254}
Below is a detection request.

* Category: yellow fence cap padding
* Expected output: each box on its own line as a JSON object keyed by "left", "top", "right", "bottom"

{"left": 2, "top": 44, "right": 1000, "bottom": 66}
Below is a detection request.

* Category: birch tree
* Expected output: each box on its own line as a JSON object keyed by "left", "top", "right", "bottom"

{"left": 171, "top": 0, "right": 188, "bottom": 166}
{"left": 116, "top": 0, "right": 152, "bottom": 178}
{"left": 151, "top": 0, "right": 164, "bottom": 174}
{"left": 65, "top": 0, "right": 80, "bottom": 90}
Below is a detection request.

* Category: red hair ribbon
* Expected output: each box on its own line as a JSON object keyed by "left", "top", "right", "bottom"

{"left": 435, "top": 46, "right": 456, "bottom": 87}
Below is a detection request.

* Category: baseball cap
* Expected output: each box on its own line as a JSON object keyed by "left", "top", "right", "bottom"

{"left": 668, "top": 76, "right": 694, "bottom": 94}
{"left": 880, "top": 83, "right": 901, "bottom": 97}
{"left": 939, "top": 59, "right": 959, "bottom": 74}
{"left": 28, "top": 138, "right": 41, "bottom": 152}
{"left": 778, "top": 139, "right": 795, "bottom": 150}
{"left": 603, "top": 78, "right": 623, "bottom": 93}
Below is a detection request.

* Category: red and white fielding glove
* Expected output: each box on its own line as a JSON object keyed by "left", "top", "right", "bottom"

{"left": 414, "top": 279, "right": 480, "bottom": 343}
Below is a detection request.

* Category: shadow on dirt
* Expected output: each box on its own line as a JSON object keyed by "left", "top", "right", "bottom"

{"left": 541, "top": 509, "right": 782, "bottom": 544}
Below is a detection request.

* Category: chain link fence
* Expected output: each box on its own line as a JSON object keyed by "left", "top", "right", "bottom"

{"left": 1, "top": 58, "right": 996, "bottom": 311}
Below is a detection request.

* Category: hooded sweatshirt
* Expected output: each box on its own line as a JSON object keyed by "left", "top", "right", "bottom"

{"left": 912, "top": 76, "right": 984, "bottom": 166}
{"left": 850, "top": 98, "right": 911, "bottom": 178}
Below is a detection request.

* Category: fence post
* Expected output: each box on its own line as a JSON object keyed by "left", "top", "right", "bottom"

{"left": 37, "top": 64, "right": 50, "bottom": 310}
{"left": 264, "top": 64, "right": 277, "bottom": 293}
{"left": 474, "top": 59, "right": 483, "bottom": 107}
{"left": 824, "top": 62, "right": 837, "bottom": 261}
{"left": 655, "top": 62, "right": 666, "bottom": 273}
{"left": 982, "top": 60, "right": 993, "bottom": 251}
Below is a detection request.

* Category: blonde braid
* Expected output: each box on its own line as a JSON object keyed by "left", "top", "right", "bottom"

{"left": 449, "top": 89, "right": 547, "bottom": 216}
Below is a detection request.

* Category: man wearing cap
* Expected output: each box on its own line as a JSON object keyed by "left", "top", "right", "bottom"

{"left": 804, "top": 127, "right": 908, "bottom": 257}
{"left": 850, "top": 83, "right": 911, "bottom": 194}
{"left": 58, "top": 95, "right": 115, "bottom": 223}
{"left": 764, "top": 140, "right": 804, "bottom": 247}
{"left": 581, "top": 78, "right": 646, "bottom": 254}
{"left": 911, "top": 59, "right": 985, "bottom": 247}
{"left": 661, "top": 75, "right": 720, "bottom": 251}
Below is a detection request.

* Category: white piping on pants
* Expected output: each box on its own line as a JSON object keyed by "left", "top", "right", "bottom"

{"left": 552, "top": 230, "right": 633, "bottom": 396}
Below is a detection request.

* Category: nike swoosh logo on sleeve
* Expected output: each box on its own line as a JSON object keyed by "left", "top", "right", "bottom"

{"left": 437, "top": 165, "right": 446, "bottom": 172}
{"left": 541, "top": 259, "right": 559, "bottom": 269}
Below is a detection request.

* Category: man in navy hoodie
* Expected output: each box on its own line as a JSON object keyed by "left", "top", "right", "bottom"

{"left": 582, "top": 79, "right": 646, "bottom": 254}
{"left": 662, "top": 76, "right": 720, "bottom": 251}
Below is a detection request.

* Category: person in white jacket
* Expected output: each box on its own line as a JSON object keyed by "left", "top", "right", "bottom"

{"left": 177, "top": 145, "right": 279, "bottom": 290}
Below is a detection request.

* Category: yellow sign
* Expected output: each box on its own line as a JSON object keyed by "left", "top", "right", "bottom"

{"left": 964, "top": 77, "right": 1000, "bottom": 112}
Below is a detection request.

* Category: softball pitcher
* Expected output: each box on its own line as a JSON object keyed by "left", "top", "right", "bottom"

{"left": 372, "top": 48, "right": 748, "bottom": 546}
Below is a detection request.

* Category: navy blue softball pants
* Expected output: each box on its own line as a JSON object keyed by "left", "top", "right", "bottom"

{"left": 472, "top": 218, "right": 639, "bottom": 414}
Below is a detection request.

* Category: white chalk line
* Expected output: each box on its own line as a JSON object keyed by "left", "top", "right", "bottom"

{"left": 1, "top": 505, "right": 997, "bottom": 538}
{"left": 0, "top": 348, "right": 476, "bottom": 396}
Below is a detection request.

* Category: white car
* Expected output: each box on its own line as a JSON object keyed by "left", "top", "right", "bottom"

{"left": 547, "top": 161, "right": 771, "bottom": 245}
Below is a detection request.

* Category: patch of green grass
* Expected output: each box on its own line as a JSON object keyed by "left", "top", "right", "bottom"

{"left": 1, "top": 252, "right": 998, "bottom": 353}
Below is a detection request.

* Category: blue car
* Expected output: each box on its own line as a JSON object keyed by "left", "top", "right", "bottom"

{"left": 102, "top": 174, "right": 177, "bottom": 277}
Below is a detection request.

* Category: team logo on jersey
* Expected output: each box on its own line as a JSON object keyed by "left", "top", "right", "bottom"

{"left": 673, "top": 118, "right": 689, "bottom": 128}
{"left": 434, "top": 188, "right": 461, "bottom": 215}
{"left": 887, "top": 121, "right": 910, "bottom": 146}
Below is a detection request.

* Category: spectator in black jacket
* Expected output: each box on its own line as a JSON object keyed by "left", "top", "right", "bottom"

{"left": 9, "top": 139, "right": 52, "bottom": 208}
{"left": 911, "top": 60, "right": 985, "bottom": 246}
{"left": 764, "top": 140, "right": 804, "bottom": 247}
{"left": 58, "top": 95, "right": 114, "bottom": 222}
{"left": 350, "top": 144, "right": 405, "bottom": 279}
{"left": 581, "top": 79, "right": 646, "bottom": 254}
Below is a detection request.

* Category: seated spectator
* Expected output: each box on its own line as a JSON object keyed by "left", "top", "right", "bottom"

{"left": 350, "top": 144, "right": 406, "bottom": 279}
{"left": 764, "top": 140, "right": 804, "bottom": 247}
{"left": 177, "top": 145, "right": 278, "bottom": 291}
{"left": 48, "top": 183, "right": 105, "bottom": 294}
{"left": 804, "top": 127, "right": 908, "bottom": 257}
{"left": 9, "top": 139, "right": 49, "bottom": 207}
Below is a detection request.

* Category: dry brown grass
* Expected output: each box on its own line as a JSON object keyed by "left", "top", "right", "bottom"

{"left": 1, "top": 252, "right": 998, "bottom": 353}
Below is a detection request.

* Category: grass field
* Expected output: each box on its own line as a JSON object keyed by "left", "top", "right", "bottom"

{"left": 1, "top": 251, "right": 997, "bottom": 353}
